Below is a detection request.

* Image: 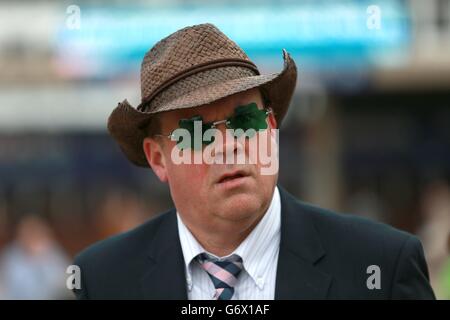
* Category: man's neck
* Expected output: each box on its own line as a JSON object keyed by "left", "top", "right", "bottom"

{"left": 178, "top": 187, "right": 277, "bottom": 258}
{"left": 190, "top": 213, "right": 264, "bottom": 257}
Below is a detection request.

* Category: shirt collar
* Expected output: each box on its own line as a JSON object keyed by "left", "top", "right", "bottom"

{"left": 177, "top": 186, "right": 281, "bottom": 289}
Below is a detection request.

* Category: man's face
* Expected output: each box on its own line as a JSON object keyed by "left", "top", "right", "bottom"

{"left": 143, "top": 88, "right": 278, "bottom": 233}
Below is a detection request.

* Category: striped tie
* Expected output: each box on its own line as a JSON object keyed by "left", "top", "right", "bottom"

{"left": 197, "top": 253, "right": 244, "bottom": 300}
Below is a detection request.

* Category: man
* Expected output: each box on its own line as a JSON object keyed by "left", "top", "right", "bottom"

{"left": 73, "top": 23, "right": 435, "bottom": 299}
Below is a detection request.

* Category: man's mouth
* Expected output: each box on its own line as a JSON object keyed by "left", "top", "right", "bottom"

{"left": 217, "top": 170, "right": 249, "bottom": 184}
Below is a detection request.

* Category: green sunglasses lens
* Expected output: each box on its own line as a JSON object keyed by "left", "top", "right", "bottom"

{"left": 176, "top": 115, "right": 202, "bottom": 150}
{"left": 176, "top": 116, "right": 214, "bottom": 150}
{"left": 228, "top": 103, "right": 268, "bottom": 138}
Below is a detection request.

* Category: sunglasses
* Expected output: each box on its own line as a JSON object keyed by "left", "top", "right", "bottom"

{"left": 154, "top": 102, "right": 273, "bottom": 150}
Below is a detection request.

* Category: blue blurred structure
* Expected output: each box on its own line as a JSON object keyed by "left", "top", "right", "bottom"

{"left": 55, "top": 0, "right": 411, "bottom": 78}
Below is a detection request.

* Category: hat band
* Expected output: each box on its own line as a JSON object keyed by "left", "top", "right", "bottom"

{"left": 138, "top": 58, "right": 259, "bottom": 111}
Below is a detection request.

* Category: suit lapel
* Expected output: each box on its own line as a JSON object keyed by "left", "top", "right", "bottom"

{"left": 140, "top": 210, "right": 188, "bottom": 299}
{"left": 275, "top": 186, "right": 333, "bottom": 299}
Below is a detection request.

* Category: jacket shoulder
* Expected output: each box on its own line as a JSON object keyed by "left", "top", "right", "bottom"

{"left": 278, "top": 186, "right": 413, "bottom": 249}
{"left": 73, "top": 209, "right": 175, "bottom": 299}
{"left": 298, "top": 201, "right": 434, "bottom": 299}
{"left": 299, "top": 200, "right": 412, "bottom": 245}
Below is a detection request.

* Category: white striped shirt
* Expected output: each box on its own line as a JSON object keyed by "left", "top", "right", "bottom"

{"left": 176, "top": 186, "right": 281, "bottom": 300}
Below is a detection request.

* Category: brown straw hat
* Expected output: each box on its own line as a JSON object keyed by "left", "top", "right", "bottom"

{"left": 108, "top": 23, "right": 297, "bottom": 167}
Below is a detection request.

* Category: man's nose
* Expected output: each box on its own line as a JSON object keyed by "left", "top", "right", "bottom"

{"left": 211, "top": 124, "right": 245, "bottom": 163}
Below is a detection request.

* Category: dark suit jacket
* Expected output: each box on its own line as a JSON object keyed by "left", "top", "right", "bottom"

{"left": 73, "top": 186, "right": 435, "bottom": 299}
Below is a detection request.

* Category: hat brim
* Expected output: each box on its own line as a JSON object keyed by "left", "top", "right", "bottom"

{"left": 107, "top": 50, "right": 297, "bottom": 167}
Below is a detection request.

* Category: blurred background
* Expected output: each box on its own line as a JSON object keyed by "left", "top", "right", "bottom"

{"left": 0, "top": 0, "right": 449, "bottom": 299}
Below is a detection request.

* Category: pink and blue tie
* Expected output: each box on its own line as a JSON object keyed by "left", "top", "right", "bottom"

{"left": 197, "top": 253, "right": 244, "bottom": 300}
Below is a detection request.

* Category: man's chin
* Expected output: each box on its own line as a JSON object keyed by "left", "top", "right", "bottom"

{"left": 212, "top": 193, "right": 264, "bottom": 222}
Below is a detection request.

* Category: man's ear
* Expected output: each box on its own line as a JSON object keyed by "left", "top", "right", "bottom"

{"left": 142, "top": 137, "right": 168, "bottom": 182}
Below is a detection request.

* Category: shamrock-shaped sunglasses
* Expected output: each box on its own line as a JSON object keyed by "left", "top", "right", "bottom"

{"left": 154, "top": 102, "right": 273, "bottom": 150}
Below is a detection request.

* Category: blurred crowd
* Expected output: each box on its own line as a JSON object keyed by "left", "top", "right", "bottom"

{"left": 0, "top": 189, "right": 166, "bottom": 299}
{"left": 418, "top": 181, "right": 450, "bottom": 298}
{"left": 0, "top": 215, "right": 71, "bottom": 299}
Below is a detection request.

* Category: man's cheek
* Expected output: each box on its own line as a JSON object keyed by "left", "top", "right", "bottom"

{"left": 180, "top": 164, "right": 208, "bottom": 185}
